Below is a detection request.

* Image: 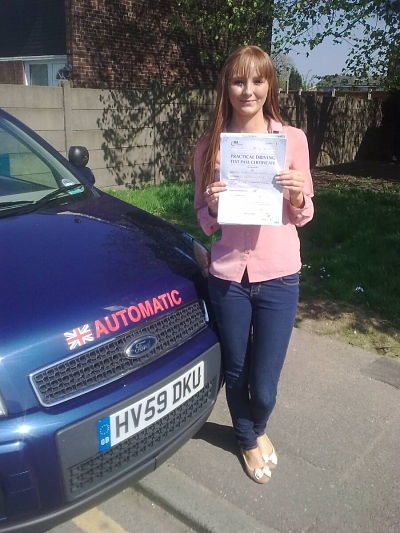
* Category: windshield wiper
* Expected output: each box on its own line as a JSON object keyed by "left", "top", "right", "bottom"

{"left": 0, "top": 200, "right": 34, "bottom": 209}
{"left": 0, "top": 183, "right": 87, "bottom": 217}
{"left": 34, "top": 183, "right": 86, "bottom": 206}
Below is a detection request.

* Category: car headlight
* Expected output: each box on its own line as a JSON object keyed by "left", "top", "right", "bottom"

{"left": 0, "top": 393, "right": 7, "bottom": 416}
{"left": 193, "top": 239, "right": 210, "bottom": 278}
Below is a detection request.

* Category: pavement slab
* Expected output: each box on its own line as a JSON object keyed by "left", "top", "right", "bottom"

{"left": 145, "top": 327, "right": 400, "bottom": 533}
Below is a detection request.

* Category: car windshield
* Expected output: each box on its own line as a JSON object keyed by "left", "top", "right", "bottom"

{"left": 0, "top": 115, "right": 85, "bottom": 214}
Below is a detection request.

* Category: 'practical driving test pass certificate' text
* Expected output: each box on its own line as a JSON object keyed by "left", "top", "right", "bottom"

{"left": 218, "top": 133, "right": 287, "bottom": 226}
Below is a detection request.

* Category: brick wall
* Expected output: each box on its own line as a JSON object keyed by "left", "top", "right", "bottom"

{"left": 0, "top": 1, "right": 271, "bottom": 89}
{"left": 0, "top": 62, "right": 24, "bottom": 84}
{"left": 65, "top": 0, "right": 256, "bottom": 89}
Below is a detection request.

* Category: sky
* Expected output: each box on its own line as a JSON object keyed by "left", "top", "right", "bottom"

{"left": 289, "top": 36, "right": 355, "bottom": 81}
{"left": 282, "top": 13, "right": 388, "bottom": 82}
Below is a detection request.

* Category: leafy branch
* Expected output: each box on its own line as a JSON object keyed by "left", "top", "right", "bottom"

{"left": 172, "top": 0, "right": 400, "bottom": 89}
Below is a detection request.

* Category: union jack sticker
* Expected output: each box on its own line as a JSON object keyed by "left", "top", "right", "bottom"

{"left": 64, "top": 324, "right": 94, "bottom": 350}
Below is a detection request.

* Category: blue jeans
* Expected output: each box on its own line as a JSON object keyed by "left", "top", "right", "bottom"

{"left": 208, "top": 271, "right": 299, "bottom": 450}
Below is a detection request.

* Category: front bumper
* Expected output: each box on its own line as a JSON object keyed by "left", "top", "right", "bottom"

{"left": 0, "top": 343, "right": 221, "bottom": 533}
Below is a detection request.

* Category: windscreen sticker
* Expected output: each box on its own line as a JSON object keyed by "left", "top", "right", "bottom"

{"left": 63, "top": 289, "right": 183, "bottom": 350}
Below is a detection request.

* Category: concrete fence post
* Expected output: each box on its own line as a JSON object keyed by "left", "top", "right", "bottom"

{"left": 61, "top": 80, "right": 73, "bottom": 156}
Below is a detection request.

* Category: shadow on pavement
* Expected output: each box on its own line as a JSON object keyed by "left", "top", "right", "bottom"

{"left": 193, "top": 421, "right": 238, "bottom": 455}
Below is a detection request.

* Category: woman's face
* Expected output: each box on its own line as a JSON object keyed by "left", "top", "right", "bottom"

{"left": 227, "top": 65, "right": 269, "bottom": 120}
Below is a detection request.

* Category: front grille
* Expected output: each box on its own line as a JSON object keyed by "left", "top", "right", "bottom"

{"left": 31, "top": 300, "right": 207, "bottom": 406}
{"left": 66, "top": 377, "right": 216, "bottom": 499}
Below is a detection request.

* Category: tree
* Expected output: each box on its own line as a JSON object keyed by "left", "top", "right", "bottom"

{"left": 172, "top": 0, "right": 273, "bottom": 78}
{"left": 289, "top": 67, "right": 303, "bottom": 90}
{"left": 271, "top": 52, "right": 294, "bottom": 90}
{"left": 272, "top": 0, "right": 400, "bottom": 89}
{"left": 172, "top": 0, "right": 399, "bottom": 89}
{"left": 301, "top": 71, "right": 319, "bottom": 90}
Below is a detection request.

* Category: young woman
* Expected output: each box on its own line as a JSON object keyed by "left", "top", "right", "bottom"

{"left": 193, "top": 45, "right": 314, "bottom": 484}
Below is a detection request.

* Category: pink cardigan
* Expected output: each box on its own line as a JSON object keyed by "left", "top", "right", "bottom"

{"left": 193, "top": 120, "right": 314, "bottom": 283}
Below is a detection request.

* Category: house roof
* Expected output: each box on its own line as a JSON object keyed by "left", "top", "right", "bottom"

{"left": 0, "top": 0, "right": 66, "bottom": 58}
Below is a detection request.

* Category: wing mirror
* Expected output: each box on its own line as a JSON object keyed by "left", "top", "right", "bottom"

{"left": 68, "top": 146, "right": 89, "bottom": 167}
{"left": 68, "top": 146, "right": 95, "bottom": 185}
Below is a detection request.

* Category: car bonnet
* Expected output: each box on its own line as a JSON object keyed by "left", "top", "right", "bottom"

{"left": 0, "top": 193, "right": 205, "bottom": 410}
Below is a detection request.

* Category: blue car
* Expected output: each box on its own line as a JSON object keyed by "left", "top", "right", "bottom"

{"left": 0, "top": 109, "right": 221, "bottom": 532}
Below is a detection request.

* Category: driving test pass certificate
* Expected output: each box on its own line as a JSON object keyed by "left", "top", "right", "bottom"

{"left": 217, "top": 132, "right": 287, "bottom": 226}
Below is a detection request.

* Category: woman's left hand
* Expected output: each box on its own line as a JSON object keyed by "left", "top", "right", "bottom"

{"left": 276, "top": 169, "right": 305, "bottom": 208}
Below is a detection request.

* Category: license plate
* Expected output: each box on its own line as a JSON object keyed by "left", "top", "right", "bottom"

{"left": 97, "top": 362, "right": 204, "bottom": 451}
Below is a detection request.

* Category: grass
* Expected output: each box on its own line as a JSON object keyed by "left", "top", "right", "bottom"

{"left": 298, "top": 184, "right": 400, "bottom": 328}
{"left": 108, "top": 180, "right": 400, "bottom": 354}
{"left": 108, "top": 182, "right": 214, "bottom": 245}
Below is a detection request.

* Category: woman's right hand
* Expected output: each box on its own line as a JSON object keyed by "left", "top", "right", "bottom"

{"left": 203, "top": 181, "right": 227, "bottom": 217}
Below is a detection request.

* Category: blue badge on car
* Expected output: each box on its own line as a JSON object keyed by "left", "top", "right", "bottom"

{"left": 98, "top": 417, "right": 111, "bottom": 451}
{"left": 125, "top": 335, "right": 157, "bottom": 358}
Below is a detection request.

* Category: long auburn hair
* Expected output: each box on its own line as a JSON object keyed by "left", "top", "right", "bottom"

{"left": 199, "top": 45, "right": 284, "bottom": 192}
